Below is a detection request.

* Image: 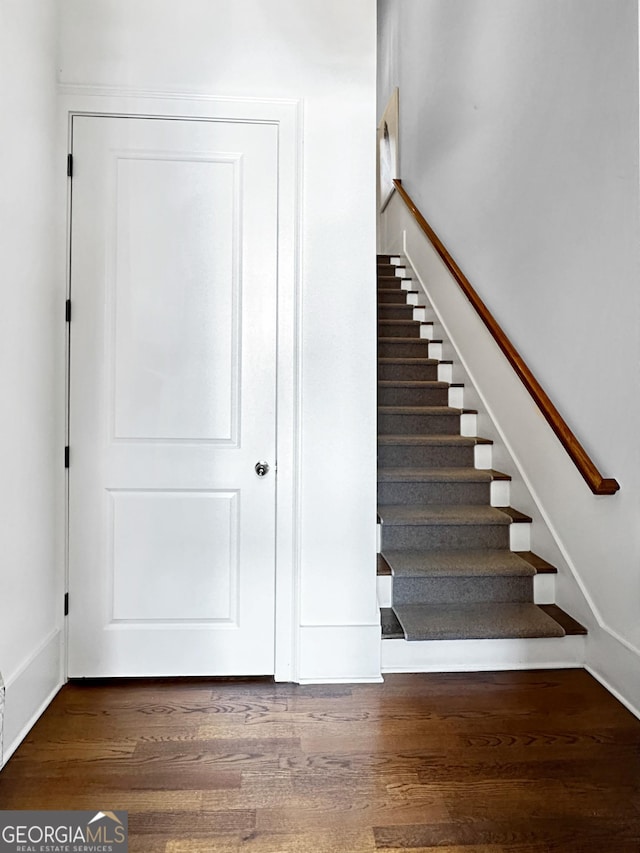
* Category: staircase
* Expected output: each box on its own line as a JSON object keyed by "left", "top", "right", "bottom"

{"left": 377, "top": 254, "right": 586, "bottom": 661}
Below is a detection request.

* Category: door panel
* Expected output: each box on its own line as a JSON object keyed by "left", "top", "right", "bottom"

{"left": 112, "top": 154, "right": 239, "bottom": 442}
{"left": 68, "top": 116, "right": 278, "bottom": 676}
{"left": 109, "top": 489, "right": 238, "bottom": 623}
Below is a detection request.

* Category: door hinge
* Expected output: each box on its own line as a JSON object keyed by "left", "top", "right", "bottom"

{"left": 67, "top": 154, "right": 73, "bottom": 178}
{"left": 64, "top": 592, "right": 69, "bottom": 616}
{"left": 64, "top": 446, "right": 70, "bottom": 468}
{"left": 65, "top": 299, "right": 71, "bottom": 322}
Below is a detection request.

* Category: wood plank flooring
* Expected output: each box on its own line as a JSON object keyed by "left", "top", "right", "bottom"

{"left": 1, "top": 670, "right": 639, "bottom": 852}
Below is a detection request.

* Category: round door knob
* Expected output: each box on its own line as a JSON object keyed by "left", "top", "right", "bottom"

{"left": 255, "top": 461, "right": 270, "bottom": 477}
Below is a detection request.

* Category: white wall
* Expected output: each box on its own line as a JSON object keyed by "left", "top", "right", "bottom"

{"left": 59, "top": 0, "right": 380, "bottom": 682}
{"left": 378, "top": 0, "right": 639, "bottom": 478}
{"left": 378, "top": 0, "right": 640, "bottom": 710}
{"left": 0, "top": 0, "right": 65, "bottom": 762}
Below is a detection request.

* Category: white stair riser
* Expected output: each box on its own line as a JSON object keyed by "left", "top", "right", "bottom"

{"left": 533, "top": 572, "right": 556, "bottom": 604}
{"left": 438, "top": 363, "right": 453, "bottom": 383}
{"left": 377, "top": 575, "right": 393, "bottom": 607}
{"left": 448, "top": 386, "right": 464, "bottom": 408}
{"left": 381, "top": 635, "right": 585, "bottom": 672}
{"left": 474, "top": 443, "right": 492, "bottom": 469}
{"left": 428, "top": 341, "right": 443, "bottom": 360}
{"left": 490, "top": 479, "right": 510, "bottom": 507}
{"left": 460, "top": 412, "right": 477, "bottom": 436}
{"left": 510, "top": 521, "right": 531, "bottom": 551}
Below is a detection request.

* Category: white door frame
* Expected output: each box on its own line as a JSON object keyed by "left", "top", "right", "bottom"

{"left": 59, "top": 87, "right": 302, "bottom": 682}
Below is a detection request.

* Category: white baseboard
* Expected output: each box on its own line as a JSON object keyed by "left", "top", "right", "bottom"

{"left": 586, "top": 626, "right": 640, "bottom": 720}
{"left": 2, "top": 628, "right": 64, "bottom": 767}
{"left": 381, "top": 634, "right": 585, "bottom": 673}
{"left": 297, "top": 676, "right": 384, "bottom": 685}
{"left": 298, "top": 624, "right": 382, "bottom": 682}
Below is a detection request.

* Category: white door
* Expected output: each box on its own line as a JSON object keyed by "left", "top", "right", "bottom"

{"left": 68, "top": 115, "right": 278, "bottom": 676}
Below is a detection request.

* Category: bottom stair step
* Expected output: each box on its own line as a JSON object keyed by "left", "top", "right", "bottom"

{"left": 390, "top": 602, "right": 566, "bottom": 641}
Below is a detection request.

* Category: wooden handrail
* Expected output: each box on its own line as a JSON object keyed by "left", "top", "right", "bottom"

{"left": 393, "top": 179, "right": 620, "bottom": 495}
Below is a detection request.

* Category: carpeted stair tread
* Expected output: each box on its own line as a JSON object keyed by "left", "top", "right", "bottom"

{"left": 378, "top": 405, "right": 473, "bottom": 415}
{"left": 378, "top": 351, "right": 440, "bottom": 381}
{"left": 380, "top": 549, "right": 537, "bottom": 577}
{"left": 377, "top": 276, "right": 410, "bottom": 285}
{"left": 393, "top": 602, "right": 566, "bottom": 640}
{"left": 378, "top": 357, "right": 439, "bottom": 366}
{"left": 378, "top": 321, "right": 431, "bottom": 338}
{"left": 378, "top": 361, "right": 440, "bottom": 381}
{"left": 378, "top": 381, "right": 450, "bottom": 389}
{"left": 378, "top": 467, "right": 509, "bottom": 483}
{"left": 378, "top": 504, "right": 519, "bottom": 526}
{"left": 378, "top": 263, "right": 407, "bottom": 273}
{"left": 377, "top": 336, "right": 432, "bottom": 344}
{"left": 378, "top": 302, "right": 419, "bottom": 323}
{"left": 378, "top": 341, "right": 442, "bottom": 359}
{"left": 377, "top": 304, "right": 416, "bottom": 315}
{"left": 378, "top": 434, "right": 492, "bottom": 446}
{"left": 378, "top": 322, "right": 426, "bottom": 333}
{"left": 378, "top": 334, "right": 433, "bottom": 341}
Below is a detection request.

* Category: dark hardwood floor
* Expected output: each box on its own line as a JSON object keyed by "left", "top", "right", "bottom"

{"left": 1, "top": 669, "right": 639, "bottom": 852}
